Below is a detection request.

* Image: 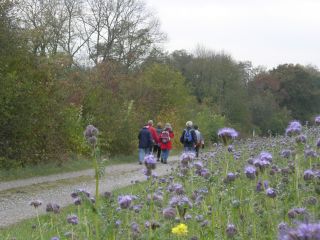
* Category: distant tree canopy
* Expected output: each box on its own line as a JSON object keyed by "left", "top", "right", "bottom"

{"left": 1, "top": 1, "right": 320, "bottom": 168}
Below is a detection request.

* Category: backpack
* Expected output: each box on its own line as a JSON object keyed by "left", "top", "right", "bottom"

{"left": 160, "top": 131, "right": 170, "bottom": 143}
{"left": 184, "top": 129, "right": 193, "bottom": 143}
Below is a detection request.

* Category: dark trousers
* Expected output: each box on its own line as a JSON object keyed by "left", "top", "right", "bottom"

{"left": 195, "top": 145, "right": 200, "bottom": 157}
{"left": 153, "top": 144, "right": 161, "bottom": 160}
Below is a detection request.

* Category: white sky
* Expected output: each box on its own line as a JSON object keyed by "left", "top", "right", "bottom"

{"left": 145, "top": 0, "right": 320, "bottom": 69}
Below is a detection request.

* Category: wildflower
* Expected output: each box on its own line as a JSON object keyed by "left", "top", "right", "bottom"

{"left": 115, "top": 220, "right": 121, "bottom": 227}
{"left": 259, "top": 151, "right": 272, "bottom": 162}
{"left": 200, "top": 168, "right": 210, "bottom": 178}
{"left": 244, "top": 165, "right": 256, "bottom": 179}
{"left": 67, "top": 214, "right": 78, "bottom": 225}
{"left": 51, "top": 237, "right": 60, "bottom": 240}
{"left": 256, "top": 180, "right": 263, "bottom": 192}
{"left": 194, "top": 161, "right": 203, "bottom": 170}
{"left": 195, "top": 215, "right": 204, "bottom": 222}
{"left": 285, "top": 120, "right": 302, "bottom": 136}
{"left": 144, "top": 154, "right": 156, "bottom": 170}
{"left": 173, "top": 183, "right": 185, "bottom": 195}
{"left": 73, "top": 197, "right": 81, "bottom": 205}
{"left": 226, "top": 172, "right": 236, "bottom": 182}
{"left": 201, "top": 220, "right": 209, "bottom": 227}
{"left": 315, "top": 115, "right": 320, "bottom": 125}
{"left": 171, "top": 223, "right": 188, "bottom": 236}
{"left": 317, "top": 138, "right": 320, "bottom": 148}
{"left": 295, "top": 134, "right": 307, "bottom": 144}
{"left": 303, "top": 169, "right": 314, "bottom": 181}
{"left": 84, "top": 124, "right": 99, "bottom": 145}
{"left": 278, "top": 222, "right": 320, "bottom": 239}
{"left": 131, "top": 222, "right": 140, "bottom": 234}
{"left": 280, "top": 149, "right": 293, "bottom": 158}
{"left": 305, "top": 149, "right": 317, "bottom": 158}
{"left": 30, "top": 200, "right": 42, "bottom": 208}
{"left": 226, "top": 224, "right": 237, "bottom": 238}
{"left": 266, "top": 187, "right": 277, "bottom": 198}
{"left": 163, "top": 207, "right": 176, "bottom": 219}
{"left": 287, "top": 208, "right": 307, "bottom": 219}
{"left": 118, "top": 195, "right": 133, "bottom": 209}
{"left": 46, "top": 203, "right": 60, "bottom": 214}
{"left": 217, "top": 128, "right": 239, "bottom": 145}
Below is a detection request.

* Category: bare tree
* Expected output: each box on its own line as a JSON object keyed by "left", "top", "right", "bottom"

{"left": 82, "top": 0, "right": 166, "bottom": 68}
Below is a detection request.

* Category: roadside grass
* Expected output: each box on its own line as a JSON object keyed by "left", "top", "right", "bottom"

{"left": 0, "top": 154, "right": 136, "bottom": 182}
{"left": 0, "top": 148, "right": 184, "bottom": 182}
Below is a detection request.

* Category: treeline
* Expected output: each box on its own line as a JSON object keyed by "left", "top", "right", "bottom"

{"left": 1, "top": 0, "right": 320, "bottom": 168}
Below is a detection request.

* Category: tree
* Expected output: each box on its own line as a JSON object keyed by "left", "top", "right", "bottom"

{"left": 81, "top": 0, "right": 166, "bottom": 68}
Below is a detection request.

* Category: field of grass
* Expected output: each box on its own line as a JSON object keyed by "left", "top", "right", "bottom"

{"left": 1, "top": 125, "right": 319, "bottom": 239}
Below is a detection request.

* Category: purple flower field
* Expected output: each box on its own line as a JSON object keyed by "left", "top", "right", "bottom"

{"left": 2, "top": 121, "right": 320, "bottom": 240}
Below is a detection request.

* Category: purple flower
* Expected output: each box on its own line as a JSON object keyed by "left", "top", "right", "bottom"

{"left": 226, "top": 224, "right": 237, "bottom": 238}
{"left": 317, "top": 138, "right": 320, "bottom": 148}
{"left": 280, "top": 149, "right": 293, "bottom": 158}
{"left": 51, "top": 237, "right": 60, "bottom": 240}
{"left": 285, "top": 120, "right": 302, "bottom": 136}
{"left": 217, "top": 128, "right": 238, "bottom": 145}
{"left": 315, "top": 115, "right": 320, "bottom": 125}
{"left": 84, "top": 125, "right": 99, "bottom": 145}
{"left": 278, "top": 222, "right": 320, "bottom": 240}
{"left": 266, "top": 187, "right": 277, "bottom": 198}
{"left": 259, "top": 151, "right": 272, "bottom": 162}
{"left": 46, "top": 203, "right": 60, "bottom": 214}
{"left": 303, "top": 169, "right": 315, "bottom": 181}
{"left": 173, "top": 183, "right": 185, "bottom": 195}
{"left": 305, "top": 149, "right": 318, "bottom": 158}
{"left": 30, "top": 200, "right": 42, "bottom": 208}
{"left": 244, "top": 166, "right": 256, "bottom": 179}
{"left": 163, "top": 207, "right": 176, "bottom": 219}
{"left": 169, "top": 195, "right": 192, "bottom": 208}
{"left": 200, "top": 168, "right": 210, "bottom": 179}
{"left": 295, "top": 134, "right": 307, "bottom": 144}
{"left": 67, "top": 214, "right": 79, "bottom": 225}
{"left": 226, "top": 172, "right": 236, "bottom": 182}
{"left": 144, "top": 154, "right": 156, "bottom": 170}
{"left": 118, "top": 195, "right": 133, "bottom": 209}
{"left": 256, "top": 180, "right": 263, "bottom": 192}
{"left": 194, "top": 161, "right": 203, "bottom": 170}
{"left": 115, "top": 220, "right": 121, "bottom": 227}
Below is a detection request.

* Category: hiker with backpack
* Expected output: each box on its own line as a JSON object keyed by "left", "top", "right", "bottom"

{"left": 180, "top": 121, "right": 197, "bottom": 152}
{"left": 138, "top": 123, "right": 153, "bottom": 164}
{"left": 194, "top": 125, "right": 204, "bottom": 157}
{"left": 154, "top": 122, "right": 163, "bottom": 162}
{"left": 159, "top": 123, "right": 174, "bottom": 164}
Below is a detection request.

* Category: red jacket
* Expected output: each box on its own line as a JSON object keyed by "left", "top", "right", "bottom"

{"left": 148, "top": 125, "right": 159, "bottom": 144}
{"left": 159, "top": 130, "right": 174, "bottom": 150}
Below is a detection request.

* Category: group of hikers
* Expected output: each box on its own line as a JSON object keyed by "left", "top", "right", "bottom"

{"left": 138, "top": 120, "right": 204, "bottom": 164}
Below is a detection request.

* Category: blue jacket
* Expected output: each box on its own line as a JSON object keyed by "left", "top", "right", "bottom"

{"left": 138, "top": 126, "right": 152, "bottom": 148}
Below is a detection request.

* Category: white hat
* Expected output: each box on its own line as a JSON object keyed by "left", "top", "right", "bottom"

{"left": 186, "top": 121, "right": 193, "bottom": 127}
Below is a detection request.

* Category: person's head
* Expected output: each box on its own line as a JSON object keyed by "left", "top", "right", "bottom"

{"left": 157, "top": 122, "right": 162, "bottom": 128}
{"left": 165, "top": 123, "right": 172, "bottom": 130}
{"left": 148, "top": 120, "right": 153, "bottom": 126}
{"left": 194, "top": 125, "right": 199, "bottom": 130}
{"left": 186, "top": 121, "right": 193, "bottom": 128}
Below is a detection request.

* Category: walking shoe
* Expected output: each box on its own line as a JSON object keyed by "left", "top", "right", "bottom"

{"left": 160, "top": 158, "right": 163, "bottom": 163}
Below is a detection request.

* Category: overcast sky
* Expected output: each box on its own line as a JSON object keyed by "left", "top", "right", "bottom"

{"left": 145, "top": 0, "right": 320, "bottom": 69}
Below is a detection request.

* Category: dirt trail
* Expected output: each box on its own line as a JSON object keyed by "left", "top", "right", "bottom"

{"left": 0, "top": 156, "right": 179, "bottom": 228}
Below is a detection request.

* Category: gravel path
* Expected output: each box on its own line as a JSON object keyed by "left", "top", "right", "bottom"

{"left": 0, "top": 156, "right": 179, "bottom": 228}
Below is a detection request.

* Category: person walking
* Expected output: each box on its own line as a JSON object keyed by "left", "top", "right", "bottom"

{"left": 180, "top": 121, "right": 197, "bottom": 152}
{"left": 194, "top": 125, "right": 204, "bottom": 157}
{"left": 154, "top": 122, "right": 163, "bottom": 161}
{"left": 159, "top": 123, "right": 174, "bottom": 164}
{"left": 138, "top": 123, "right": 153, "bottom": 164}
{"left": 147, "top": 120, "right": 159, "bottom": 153}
